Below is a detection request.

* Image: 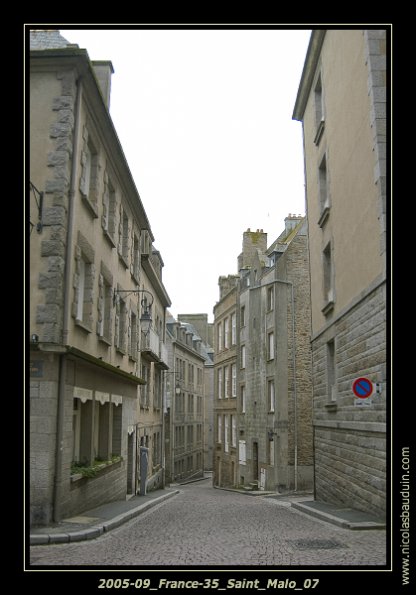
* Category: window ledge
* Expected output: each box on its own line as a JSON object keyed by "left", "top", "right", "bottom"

{"left": 98, "top": 335, "right": 112, "bottom": 347}
{"left": 318, "top": 205, "right": 330, "bottom": 228}
{"left": 325, "top": 402, "right": 338, "bottom": 411}
{"left": 103, "top": 229, "right": 116, "bottom": 249}
{"left": 118, "top": 254, "right": 129, "bottom": 269}
{"left": 314, "top": 119, "right": 325, "bottom": 145}
{"left": 321, "top": 300, "right": 335, "bottom": 316}
{"left": 75, "top": 319, "right": 92, "bottom": 333}
{"left": 81, "top": 194, "right": 99, "bottom": 218}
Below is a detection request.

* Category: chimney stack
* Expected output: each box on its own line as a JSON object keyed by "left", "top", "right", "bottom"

{"left": 91, "top": 61, "right": 114, "bottom": 110}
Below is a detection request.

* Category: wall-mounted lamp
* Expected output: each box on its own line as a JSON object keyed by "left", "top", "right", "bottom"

{"left": 165, "top": 371, "right": 182, "bottom": 395}
{"left": 31, "top": 334, "right": 39, "bottom": 344}
{"left": 113, "top": 288, "right": 154, "bottom": 336}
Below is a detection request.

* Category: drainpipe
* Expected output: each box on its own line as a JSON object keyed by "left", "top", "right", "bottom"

{"left": 53, "top": 76, "right": 83, "bottom": 522}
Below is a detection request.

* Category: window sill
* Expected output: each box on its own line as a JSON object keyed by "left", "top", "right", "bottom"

{"left": 314, "top": 119, "right": 325, "bottom": 145}
{"left": 318, "top": 205, "right": 330, "bottom": 228}
{"left": 98, "top": 335, "right": 112, "bottom": 347}
{"left": 129, "top": 354, "right": 138, "bottom": 363}
{"left": 116, "top": 347, "right": 126, "bottom": 356}
{"left": 325, "top": 402, "right": 338, "bottom": 412}
{"left": 75, "top": 319, "right": 92, "bottom": 333}
{"left": 118, "top": 254, "right": 129, "bottom": 269}
{"left": 81, "top": 194, "right": 99, "bottom": 218}
{"left": 321, "top": 300, "right": 335, "bottom": 316}
{"left": 103, "top": 229, "right": 116, "bottom": 249}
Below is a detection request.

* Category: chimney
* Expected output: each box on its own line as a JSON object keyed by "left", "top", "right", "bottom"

{"left": 91, "top": 60, "right": 114, "bottom": 110}
{"left": 239, "top": 228, "right": 267, "bottom": 270}
{"left": 284, "top": 213, "right": 303, "bottom": 235}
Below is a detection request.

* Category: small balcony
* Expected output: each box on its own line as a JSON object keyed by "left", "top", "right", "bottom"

{"left": 140, "top": 329, "right": 169, "bottom": 370}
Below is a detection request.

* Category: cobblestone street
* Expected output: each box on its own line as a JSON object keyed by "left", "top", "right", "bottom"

{"left": 29, "top": 479, "right": 387, "bottom": 567}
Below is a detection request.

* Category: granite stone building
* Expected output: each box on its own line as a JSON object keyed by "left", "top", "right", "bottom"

{"left": 164, "top": 315, "right": 213, "bottom": 483}
{"left": 29, "top": 30, "right": 170, "bottom": 526}
{"left": 213, "top": 218, "right": 314, "bottom": 492}
{"left": 293, "top": 29, "right": 387, "bottom": 517}
{"left": 213, "top": 276, "right": 239, "bottom": 487}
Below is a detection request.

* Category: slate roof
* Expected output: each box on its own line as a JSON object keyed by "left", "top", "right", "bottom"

{"left": 29, "top": 29, "right": 75, "bottom": 50}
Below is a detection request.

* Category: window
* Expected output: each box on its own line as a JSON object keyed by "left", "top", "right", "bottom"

{"left": 224, "top": 318, "right": 229, "bottom": 349}
{"left": 267, "top": 286, "right": 274, "bottom": 311}
{"left": 129, "top": 310, "right": 138, "bottom": 360}
{"left": 217, "top": 415, "right": 222, "bottom": 443}
{"left": 318, "top": 154, "right": 330, "bottom": 226}
{"left": 231, "top": 364, "right": 237, "bottom": 397}
{"left": 97, "top": 268, "right": 112, "bottom": 343}
{"left": 239, "top": 440, "right": 246, "bottom": 465}
{"left": 224, "top": 365, "right": 229, "bottom": 398}
{"left": 217, "top": 367, "right": 223, "bottom": 399}
{"left": 268, "top": 379, "right": 275, "bottom": 412}
{"left": 269, "top": 435, "right": 275, "bottom": 466}
{"left": 132, "top": 233, "right": 140, "bottom": 282}
{"left": 72, "top": 392, "right": 122, "bottom": 467}
{"left": 217, "top": 322, "right": 223, "bottom": 352}
{"left": 231, "top": 312, "right": 236, "bottom": 345}
{"left": 115, "top": 293, "right": 127, "bottom": 352}
{"left": 241, "top": 385, "right": 246, "bottom": 414}
{"left": 314, "top": 73, "right": 325, "bottom": 145}
{"left": 231, "top": 415, "right": 237, "bottom": 447}
{"left": 140, "top": 362, "right": 151, "bottom": 408}
{"left": 79, "top": 130, "right": 99, "bottom": 216}
{"left": 224, "top": 415, "right": 229, "bottom": 453}
{"left": 102, "top": 173, "right": 116, "bottom": 243}
{"left": 241, "top": 345, "right": 246, "bottom": 369}
{"left": 322, "top": 242, "right": 335, "bottom": 314}
{"left": 73, "top": 238, "right": 94, "bottom": 331}
{"left": 119, "top": 207, "right": 130, "bottom": 264}
{"left": 267, "top": 332, "right": 274, "bottom": 360}
{"left": 240, "top": 306, "right": 245, "bottom": 327}
{"left": 327, "top": 339, "right": 336, "bottom": 403}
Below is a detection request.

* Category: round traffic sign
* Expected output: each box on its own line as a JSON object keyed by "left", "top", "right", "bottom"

{"left": 352, "top": 377, "right": 373, "bottom": 399}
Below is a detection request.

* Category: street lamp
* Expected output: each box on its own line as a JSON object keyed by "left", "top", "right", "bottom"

{"left": 113, "top": 288, "right": 154, "bottom": 336}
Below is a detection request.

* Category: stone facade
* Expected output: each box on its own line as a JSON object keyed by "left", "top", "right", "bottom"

{"left": 213, "top": 219, "right": 314, "bottom": 493}
{"left": 29, "top": 30, "right": 171, "bottom": 526}
{"left": 165, "top": 317, "right": 210, "bottom": 483}
{"left": 213, "top": 277, "right": 239, "bottom": 487}
{"left": 293, "top": 29, "right": 387, "bottom": 517}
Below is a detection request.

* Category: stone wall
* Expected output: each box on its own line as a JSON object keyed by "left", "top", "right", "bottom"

{"left": 312, "top": 280, "right": 386, "bottom": 517}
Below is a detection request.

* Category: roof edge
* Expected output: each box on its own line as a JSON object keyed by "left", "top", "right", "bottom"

{"left": 292, "top": 30, "right": 326, "bottom": 121}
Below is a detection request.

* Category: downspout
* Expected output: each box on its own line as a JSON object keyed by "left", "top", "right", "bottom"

{"left": 53, "top": 76, "right": 83, "bottom": 522}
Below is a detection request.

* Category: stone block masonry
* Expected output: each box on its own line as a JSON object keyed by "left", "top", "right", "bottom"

{"left": 312, "top": 281, "right": 386, "bottom": 518}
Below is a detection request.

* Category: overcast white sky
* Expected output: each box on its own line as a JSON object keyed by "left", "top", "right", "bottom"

{"left": 63, "top": 27, "right": 311, "bottom": 323}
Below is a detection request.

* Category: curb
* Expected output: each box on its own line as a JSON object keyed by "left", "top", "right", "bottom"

{"left": 291, "top": 501, "right": 386, "bottom": 530}
{"left": 30, "top": 490, "right": 180, "bottom": 545}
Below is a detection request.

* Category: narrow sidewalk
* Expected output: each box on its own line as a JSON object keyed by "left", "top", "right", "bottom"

{"left": 30, "top": 487, "right": 180, "bottom": 545}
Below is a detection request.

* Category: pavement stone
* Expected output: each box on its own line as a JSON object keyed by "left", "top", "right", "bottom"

{"left": 29, "top": 477, "right": 387, "bottom": 567}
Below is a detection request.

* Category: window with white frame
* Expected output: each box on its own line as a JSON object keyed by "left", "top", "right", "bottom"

{"left": 79, "top": 128, "right": 99, "bottom": 216}
{"left": 129, "top": 310, "right": 138, "bottom": 360}
{"left": 231, "top": 312, "right": 236, "bottom": 345}
{"left": 268, "top": 379, "right": 275, "bottom": 412}
{"left": 322, "top": 241, "right": 334, "bottom": 311}
{"left": 231, "top": 415, "right": 237, "bottom": 447}
{"left": 115, "top": 293, "right": 127, "bottom": 352}
{"left": 224, "top": 365, "right": 229, "bottom": 398}
{"left": 231, "top": 363, "right": 237, "bottom": 397}
{"left": 241, "top": 385, "right": 246, "bottom": 414}
{"left": 239, "top": 439, "right": 246, "bottom": 465}
{"left": 132, "top": 233, "right": 140, "bottom": 282}
{"left": 218, "top": 322, "right": 223, "bottom": 352}
{"left": 240, "top": 306, "right": 245, "bottom": 327}
{"left": 241, "top": 345, "right": 246, "bottom": 368}
{"left": 224, "top": 415, "right": 229, "bottom": 453}
{"left": 217, "top": 367, "right": 223, "bottom": 399}
{"left": 119, "top": 207, "right": 130, "bottom": 264}
{"left": 224, "top": 317, "right": 229, "bottom": 349}
{"left": 267, "top": 332, "right": 274, "bottom": 360}
{"left": 267, "top": 286, "right": 274, "bottom": 311}
{"left": 217, "top": 415, "right": 222, "bottom": 443}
